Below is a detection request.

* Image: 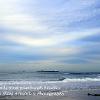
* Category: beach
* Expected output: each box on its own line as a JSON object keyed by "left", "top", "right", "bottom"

{"left": 0, "top": 0, "right": 100, "bottom": 99}
{"left": 0, "top": 89, "right": 100, "bottom": 100}
{"left": 0, "top": 72, "right": 100, "bottom": 100}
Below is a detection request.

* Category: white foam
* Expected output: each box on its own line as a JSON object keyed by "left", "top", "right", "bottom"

{"left": 62, "top": 78, "right": 100, "bottom": 82}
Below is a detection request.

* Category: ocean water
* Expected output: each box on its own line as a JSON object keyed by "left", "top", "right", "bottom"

{"left": 0, "top": 71, "right": 100, "bottom": 92}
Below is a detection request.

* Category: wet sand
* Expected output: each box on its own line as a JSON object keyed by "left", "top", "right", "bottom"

{"left": 0, "top": 89, "right": 100, "bottom": 100}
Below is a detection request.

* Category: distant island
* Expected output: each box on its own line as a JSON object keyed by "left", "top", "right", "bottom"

{"left": 37, "top": 70, "right": 60, "bottom": 73}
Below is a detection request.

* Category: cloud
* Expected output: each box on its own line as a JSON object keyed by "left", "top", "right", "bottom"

{"left": 1, "top": 34, "right": 55, "bottom": 46}
{"left": 1, "top": 14, "right": 50, "bottom": 33}
{"left": 81, "top": 34, "right": 100, "bottom": 42}
{"left": 0, "top": 0, "right": 100, "bottom": 71}
{"left": 0, "top": 0, "right": 99, "bottom": 34}
{"left": 1, "top": 28, "right": 100, "bottom": 47}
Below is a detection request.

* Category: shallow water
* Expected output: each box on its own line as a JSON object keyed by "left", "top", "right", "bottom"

{"left": 0, "top": 72, "right": 100, "bottom": 91}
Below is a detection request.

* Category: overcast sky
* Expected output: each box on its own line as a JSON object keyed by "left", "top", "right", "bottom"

{"left": 0, "top": 0, "right": 100, "bottom": 72}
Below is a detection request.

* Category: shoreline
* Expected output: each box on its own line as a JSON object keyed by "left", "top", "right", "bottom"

{"left": 0, "top": 89, "right": 100, "bottom": 100}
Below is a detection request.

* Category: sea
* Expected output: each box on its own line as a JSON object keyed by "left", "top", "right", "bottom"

{"left": 0, "top": 71, "right": 100, "bottom": 95}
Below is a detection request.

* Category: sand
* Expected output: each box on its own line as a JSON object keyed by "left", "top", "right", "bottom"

{"left": 0, "top": 89, "right": 100, "bottom": 100}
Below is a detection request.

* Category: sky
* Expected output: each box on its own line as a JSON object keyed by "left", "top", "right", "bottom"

{"left": 0, "top": 0, "right": 100, "bottom": 72}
